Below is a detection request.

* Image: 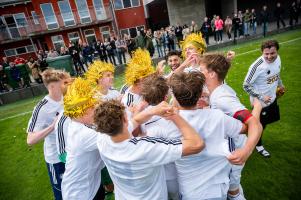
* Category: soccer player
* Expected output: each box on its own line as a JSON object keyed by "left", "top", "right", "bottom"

{"left": 243, "top": 40, "right": 285, "bottom": 157}
{"left": 61, "top": 77, "right": 105, "bottom": 200}
{"left": 198, "top": 53, "right": 262, "bottom": 200}
{"left": 27, "top": 69, "right": 71, "bottom": 200}
{"left": 94, "top": 99, "right": 205, "bottom": 200}
{"left": 162, "top": 72, "right": 258, "bottom": 199}
{"left": 85, "top": 60, "right": 120, "bottom": 100}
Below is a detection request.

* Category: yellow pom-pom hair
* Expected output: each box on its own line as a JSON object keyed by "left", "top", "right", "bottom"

{"left": 180, "top": 33, "right": 207, "bottom": 59}
{"left": 85, "top": 60, "right": 114, "bottom": 85}
{"left": 64, "top": 77, "right": 99, "bottom": 119}
{"left": 125, "top": 48, "right": 155, "bottom": 85}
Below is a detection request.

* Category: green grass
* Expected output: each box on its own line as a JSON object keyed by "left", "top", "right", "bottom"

{"left": 1, "top": 29, "right": 301, "bottom": 200}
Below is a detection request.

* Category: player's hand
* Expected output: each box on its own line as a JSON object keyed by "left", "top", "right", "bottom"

{"left": 226, "top": 51, "right": 236, "bottom": 61}
{"left": 263, "top": 95, "right": 272, "bottom": 104}
{"left": 50, "top": 116, "right": 59, "bottom": 130}
{"left": 179, "top": 53, "right": 199, "bottom": 70}
{"left": 227, "top": 148, "right": 251, "bottom": 165}
{"left": 277, "top": 86, "right": 286, "bottom": 98}
{"left": 156, "top": 60, "right": 166, "bottom": 75}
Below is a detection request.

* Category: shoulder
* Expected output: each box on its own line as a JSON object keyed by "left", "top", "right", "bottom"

{"left": 250, "top": 56, "right": 264, "bottom": 69}
{"left": 129, "top": 136, "right": 181, "bottom": 146}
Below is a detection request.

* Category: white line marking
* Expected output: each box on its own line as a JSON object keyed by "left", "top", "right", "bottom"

{"left": 0, "top": 111, "right": 32, "bottom": 122}
{"left": 236, "top": 37, "right": 301, "bottom": 56}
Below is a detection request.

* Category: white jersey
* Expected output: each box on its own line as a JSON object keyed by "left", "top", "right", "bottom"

{"left": 95, "top": 88, "right": 120, "bottom": 101}
{"left": 97, "top": 134, "right": 182, "bottom": 200}
{"left": 27, "top": 95, "right": 63, "bottom": 164}
{"left": 149, "top": 109, "right": 243, "bottom": 200}
{"left": 62, "top": 121, "right": 104, "bottom": 200}
{"left": 243, "top": 55, "right": 282, "bottom": 107}
{"left": 54, "top": 112, "right": 71, "bottom": 163}
{"left": 121, "top": 87, "right": 142, "bottom": 108}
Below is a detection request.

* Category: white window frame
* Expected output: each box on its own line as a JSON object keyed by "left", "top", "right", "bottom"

{"left": 51, "top": 35, "right": 65, "bottom": 50}
{"left": 4, "top": 48, "right": 17, "bottom": 57}
{"left": 31, "top": 11, "right": 40, "bottom": 24}
{"left": 93, "top": 0, "right": 106, "bottom": 20}
{"left": 40, "top": 3, "right": 59, "bottom": 30}
{"left": 84, "top": 29, "right": 96, "bottom": 44}
{"left": 114, "top": 0, "right": 141, "bottom": 10}
{"left": 26, "top": 45, "right": 35, "bottom": 53}
{"left": 68, "top": 31, "right": 80, "bottom": 43}
{"left": 120, "top": 25, "right": 145, "bottom": 38}
{"left": 58, "top": 0, "right": 75, "bottom": 27}
{"left": 100, "top": 26, "right": 110, "bottom": 41}
{"left": 13, "top": 12, "right": 28, "bottom": 27}
{"left": 4, "top": 45, "right": 35, "bottom": 57}
{"left": 74, "top": 0, "right": 91, "bottom": 24}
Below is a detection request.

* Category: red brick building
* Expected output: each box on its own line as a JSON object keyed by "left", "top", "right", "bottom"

{"left": 0, "top": 0, "right": 147, "bottom": 62}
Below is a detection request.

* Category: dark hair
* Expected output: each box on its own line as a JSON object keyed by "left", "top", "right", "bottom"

{"left": 261, "top": 40, "right": 279, "bottom": 51}
{"left": 199, "top": 53, "right": 231, "bottom": 81}
{"left": 168, "top": 72, "right": 205, "bottom": 108}
{"left": 166, "top": 51, "right": 181, "bottom": 60}
{"left": 141, "top": 74, "right": 169, "bottom": 105}
{"left": 94, "top": 100, "right": 125, "bottom": 136}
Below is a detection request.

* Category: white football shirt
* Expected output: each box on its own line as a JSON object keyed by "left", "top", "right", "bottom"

{"left": 121, "top": 87, "right": 142, "bottom": 108}
{"left": 97, "top": 134, "right": 182, "bottom": 200}
{"left": 243, "top": 55, "right": 282, "bottom": 107}
{"left": 62, "top": 120, "right": 104, "bottom": 200}
{"left": 27, "top": 95, "right": 63, "bottom": 164}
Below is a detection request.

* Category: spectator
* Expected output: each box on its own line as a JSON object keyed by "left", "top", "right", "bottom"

{"left": 135, "top": 29, "right": 146, "bottom": 49}
{"left": 115, "top": 36, "right": 127, "bottom": 65}
{"left": 36, "top": 54, "right": 48, "bottom": 72}
{"left": 275, "top": 2, "right": 286, "bottom": 29}
{"left": 215, "top": 15, "right": 224, "bottom": 43}
{"left": 2, "top": 57, "right": 10, "bottom": 68}
{"left": 244, "top": 9, "right": 251, "bottom": 36}
{"left": 175, "top": 23, "right": 183, "bottom": 48}
{"left": 9, "top": 62, "right": 24, "bottom": 88}
{"left": 251, "top": 8, "right": 258, "bottom": 34}
{"left": 153, "top": 31, "right": 163, "bottom": 57}
{"left": 289, "top": 2, "right": 298, "bottom": 26}
{"left": 124, "top": 34, "right": 136, "bottom": 57}
{"left": 27, "top": 57, "right": 42, "bottom": 84}
{"left": 145, "top": 29, "right": 155, "bottom": 57}
{"left": 38, "top": 49, "right": 47, "bottom": 59}
{"left": 0, "top": 64, "right": 12, "bottom": 92}
{"left": 211, "top": 15, "right": 217, "bottom": 42}
{"left": 82, "top": 42, "right": 94, "bottom": 65}
{"left": 95, "top": 40, "right": 108, "bottom": 62}
{"left": 297, "top": 0, "right": 301, "bottom": 23}
{"left": 238, "top": 10, "right": 244, "bottom": 37}
{"left": 190, "top": 20, "right": 198, "bottom": 33}
{"left": 201, "top": 17, "right": 211, "bottom": 45}
{"left": 225, "top": 16, "right": 232, "bottom": 40}
{"left": 182, "top": 24, "right": 190, "bottom": 40}
{"left": 60, "top": 46, "right": 69, "bottom": 56}
{"left": 47, "top": 49, "right": 59, "bottom": 58}
{"left": 261, "top": 5, "right": 269, "bottom": 37}
{"left": 168, "top": 29, "right": 176, "bottom": 51}
{"left": 232, "top": 13, "right": 241, "bottom": 39}
{"left": 68, "top": 42, "right": 85, "bottom": 75}
{"left": 104, "top": 38, "right": 116, "bottom": 65}
{"left": 14, "top": 56, "right": 26, "bottom": 65}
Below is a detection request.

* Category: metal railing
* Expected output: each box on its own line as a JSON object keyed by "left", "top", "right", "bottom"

{"left": 0, "top": 5, "right": 113, "bottom": 43}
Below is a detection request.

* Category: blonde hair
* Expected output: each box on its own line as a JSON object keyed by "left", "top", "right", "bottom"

{"left": 41, "top": 68, "right": 70, "bottom": 86}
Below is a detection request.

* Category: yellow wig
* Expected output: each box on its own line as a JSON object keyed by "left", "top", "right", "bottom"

{"left": 180, "top": 33, "right": 206, "bottom": 59}
{"left": 64, "top": 77, "right": 99, "bottom": 118}
{"left": 85, "top": 60, "right": 114, "bottom": 85}
{"left": 125, "top": 48, "right": 155, "bottom": 85}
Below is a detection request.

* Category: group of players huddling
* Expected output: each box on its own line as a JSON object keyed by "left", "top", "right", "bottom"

{"left": 27, "top": 32, "right": 285, "bottom": 200}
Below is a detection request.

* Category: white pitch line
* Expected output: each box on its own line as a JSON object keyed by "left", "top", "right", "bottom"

{"left": 0, "top": 111, "right": 32, "bottom": 122}
{"left": 236, "top": 36, "right": 301, "bottom": 57}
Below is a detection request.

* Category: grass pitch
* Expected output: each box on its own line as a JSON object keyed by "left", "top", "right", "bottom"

{"left": 0, "top": 29, "right": 301, "bottom": 199}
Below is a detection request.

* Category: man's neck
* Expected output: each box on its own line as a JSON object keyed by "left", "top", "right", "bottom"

{"left": 111, "top": 130, "right": 131, "bottom": 143}
{"left": 130, "top": 85, "right": 140, "bottom": 94}
{"left": 178, "top": 105, "right": 198, "bottom": 110}
{"left": 48, "top": 90, "right": 62, "bottom": 102}
{"left": 206, "top": 79, "right": 222, "bottom": 94}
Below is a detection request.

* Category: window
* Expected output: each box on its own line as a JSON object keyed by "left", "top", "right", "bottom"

{"left": 120, "top": 29, "right": 129, "bottom": 37}
{"left": 14, "top": 13, "right": 28, "bottom": 27}
{"left": 31, "top": 11, "right": 40, "bottom": 24}
{"left": 68, "top": 32, "right": 80, "bottom": 44}
{"left": 41, "top": 3, "right": 58, "bottom": 29}
{"left": 16, "top": 47, "right": 27, "bottom": 54}
{"left": 114, "top": 0, "right": 140, "bottom": 9}
{"left": 84, "top": 29, "right": 96, "bottom": 45}
{"left": 100, "top": 26, "right": 110, "bottom": 41}
{"left": 120, "top": 25, "right": 144, "bottom": 38}
{"left": 58, "top": 0, "right": 75, "bottom": 26}
{"left": 75, "top": 0, "right": 91, "bottom": 23}
{"left": 93, "top": 0, "right": 106, "bottom": 20}
{"left": 26, "top": 45, "right": 35, "bottom": 52}
{"left": 4, "top": 49, "right": 16, "bottom": 57}
{"left": 51, "top": 35, "right": 65, "bottom": 51}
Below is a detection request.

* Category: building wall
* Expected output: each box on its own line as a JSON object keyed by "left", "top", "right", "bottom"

{"left": 166, "top": 0, "right": 206, "bottom": 27}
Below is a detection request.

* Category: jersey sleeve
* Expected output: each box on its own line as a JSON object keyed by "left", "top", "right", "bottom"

{"left": 223, "top": 113, "right": 243, "bottom": 138}
{"left": 130, "top": 136, "right": 182, "bottom": 166}
{"left": 80, "top": 128, "right": 100, "bottom": 151}
{"left": 243, "top": 58, "right": 264, "bottom": 101}
{"left": 27, "top": 105, "right": 49, "bottom": 133}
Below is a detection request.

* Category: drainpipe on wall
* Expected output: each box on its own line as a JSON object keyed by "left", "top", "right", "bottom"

{"left": 109, "top": 0, "right": 119, "bottom": 37}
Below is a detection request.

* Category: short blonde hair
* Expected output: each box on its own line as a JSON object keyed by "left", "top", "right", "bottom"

{"left": 41, "top": 68, "right": 70, "bottom": 86}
